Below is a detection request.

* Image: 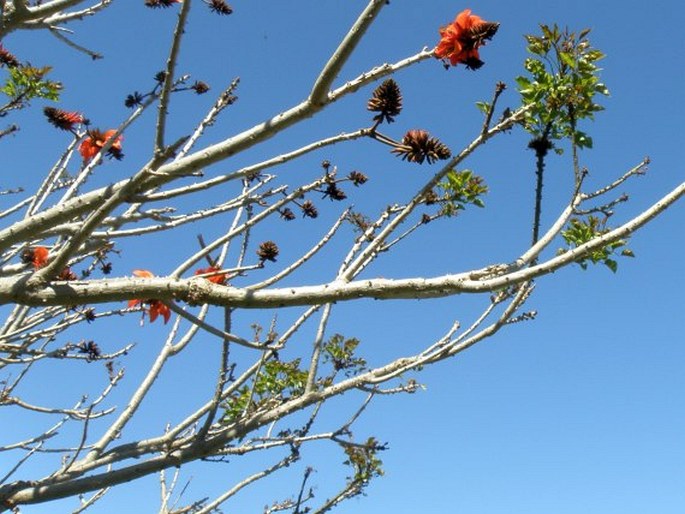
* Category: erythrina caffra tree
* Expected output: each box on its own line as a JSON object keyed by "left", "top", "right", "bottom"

{"left": 0, "top": 1, "right": 683, "bottom": 512}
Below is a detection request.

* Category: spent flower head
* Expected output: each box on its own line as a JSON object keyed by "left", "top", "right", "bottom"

{"left": 392, "top": 129, "right": 451, "bottom": 164}
{"left": 367, "top": 79, "right": 402, "bottom": 124}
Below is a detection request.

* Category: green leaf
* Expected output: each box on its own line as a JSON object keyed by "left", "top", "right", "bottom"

{"left": 475, "top": 101, "right": 491, "bottom": 115}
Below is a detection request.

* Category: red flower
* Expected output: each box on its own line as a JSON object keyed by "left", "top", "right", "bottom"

{"left": 79, "top": 129, "right": 123, "bottom": 162}
{"left": 434, "top": 9, "right": 499, "bottom": 69}
{"left": 22, "top": 246, "right": 49, "bottom": 269}
{"left": 194, "top": 266, "right": 227, "bottom": 285}
{"left": 128, "top": 270, "right": 171, "bottom": 324}
{"left": 44, "top": 107, "right": 84, "bottom": 131}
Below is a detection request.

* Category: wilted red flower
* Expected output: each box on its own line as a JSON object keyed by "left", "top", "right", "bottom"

{"left": 194, "top": 266, "right": 227, "bottom": 285}
{"left": 79, "top": 129, "right": 123, "bottom": 162}
{"left": 128, "top": 270, "right": 171, "bottom": 324}
{"left": 22, "top": 246, "right": 49, "bottom": 269}
{"left": 435, "top": 9, "right": 499, "bottom": 69}
{"left": 44, "top": 106, "right": 84, "bottom": 131}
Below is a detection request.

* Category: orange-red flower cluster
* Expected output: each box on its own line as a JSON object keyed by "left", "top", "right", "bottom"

{"left": 128, "top": 270, "right": 171, "bottom": 324}
{"left": 194, "top": 266, "right": 228, "bottom": 285}
{"left": 79, "top": 129, "right": 123, "bottom": 163}
{"left": 22, "top": 246, "right": 49, "bottom": 269}
{"left": 435, "top": 9, "right": 499, "bottom": 69}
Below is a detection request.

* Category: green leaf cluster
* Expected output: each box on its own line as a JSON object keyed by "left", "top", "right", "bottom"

{"left": 559, "top": 216, "right": 634, "bottom": 272}
{"left": 222, "top": 358, "right": 307, "bottom": 422}
{"left": 323, "top": 333, "right": 366, "bottom": 376}
{"left": 1, "top": 64, "right": 61, "bottom": 113}
{"left": 343, "top": 437, "right": 385, "bottom": 488}
{"left": 516, "top": 25, "right": 609, "bottom": 151}
{"left": 436, "top": 169, "right": 488, "bottom": 217}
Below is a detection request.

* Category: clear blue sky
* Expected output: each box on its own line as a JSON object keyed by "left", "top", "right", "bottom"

{"left": 2, "top": 1, "right": 684, "bottom": 513}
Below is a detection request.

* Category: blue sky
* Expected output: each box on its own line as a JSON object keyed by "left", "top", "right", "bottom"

{"left": 2, "top": 1, "right": 684, "bottom": 513}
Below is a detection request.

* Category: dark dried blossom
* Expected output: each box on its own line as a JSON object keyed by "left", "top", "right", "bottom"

{"left": 145, "top": 0, "right": 181, "bottom": 8}
{"left": 125, "top": 92, "right": 144, "bottom": 108}
{"left": 191, "top": 81, "right": 210, "bottom": 94}
{"left": 83, "top": 308, "right": 96, "bottom": 323}
{"left": 423, "top": 190, "right": 439, "bottom": 205}
{"left": 0, "top": 44, "right": 19, "bottom": 68}
{"left": 367, "top": 78, "right": 402, "bottom": 124}
{"left": 206, "top": 0, "right": 232, "bottom": 15}
{"left": 154, "top": 70, "right": 168, "bottom": 83}
{"left": 106, "top": 360, "right": 115, "bottom": 380}
{"left": 257, "top": 241, "right": 279, "bottom": 262}
{"left": 301, "top": 200, "right": 318, "bottom": 219}
{"left": 421, "top": 213, "right": 432, "bottom": 224}
{"left": 321, "top": 160, "right": 331, "bottom": 170}
{"left": 101, "top": 262, "right": 113, "bottom": 275}
{"left": 78, "top": 340, "right": 101, "bottom": 361}
{"left": 57, "top": 267, "right": 78, "bottom": 281}
{"left": 43, "top": 106, "right": 84, "bottom": 131}
{"left": 528, "top": 136, "right": 553, "bottom": 157}
{"left": 323, "top": 182, "right": 347, "bottom": 201}
{"left": 347, "top": 211, "right": 371, "bottom": 233}
{"left": 280, "top": 208, "right": 296, "bottom": 221}
{"left": 348, "top": 170, "right": 368, "bottom": 186}
{"left": 392, "top": 129, "right": 451, "bottom": 164}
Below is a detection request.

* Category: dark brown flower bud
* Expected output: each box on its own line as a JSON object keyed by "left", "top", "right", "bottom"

{"left": 323, "top": 182, "right": 347, "bottom": 201}
{"left": 83, "top": 308, "right": 96, "bottom": 323}
{"left": 367, "top": 78, "right": 403, "bottom": 124}
{"left": 348, "top": 170, "right": 368, "bottom": 186}
{"left": 207, "top": 0, "right": 233, "bottom": 15}
{"left": 125, "top": 92, "right": 144, "bottom": 108}
{"left": 302, "top": 200, "right": 318, "bottom": 219}
{"left": 58, "top": 267, "right": 78, "bottom": 281}
{"left": 280, "top": 208, "right": 296, "bottom": 221}
{"left": 423, "top": 190, "right": 439, "bottom": 205}
{"left": 78, "top": 340, "right": 101, "bottom": 361}
{"left": 145, "top": 0, "right": 181, "bottom": 8}
{"left": 257, "top": 241, "right": 279, "bottom": 262}
{"left": 191, "top": 81, "right": 210, "bottom": 94}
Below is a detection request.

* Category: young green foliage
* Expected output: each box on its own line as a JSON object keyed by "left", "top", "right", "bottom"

{"left": 342, "top": 437, "right": 385, "bottom": 491}
{"left": 1, "top": 65, "right": 61, "bottom": 114}
{"left": 558, "top": 216, "right": 634, "bottom": 273}
{"left": 516, "top": 25, "right": 609, "bottom": 152}
{"left": 323, "top": 333, "right": 367, "bottom": 377}
{"left": 436, "top": 169, "right": 488, "bottom": 217}
{"left": 222, "top": 358, "right": 308, "bottom": 422}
